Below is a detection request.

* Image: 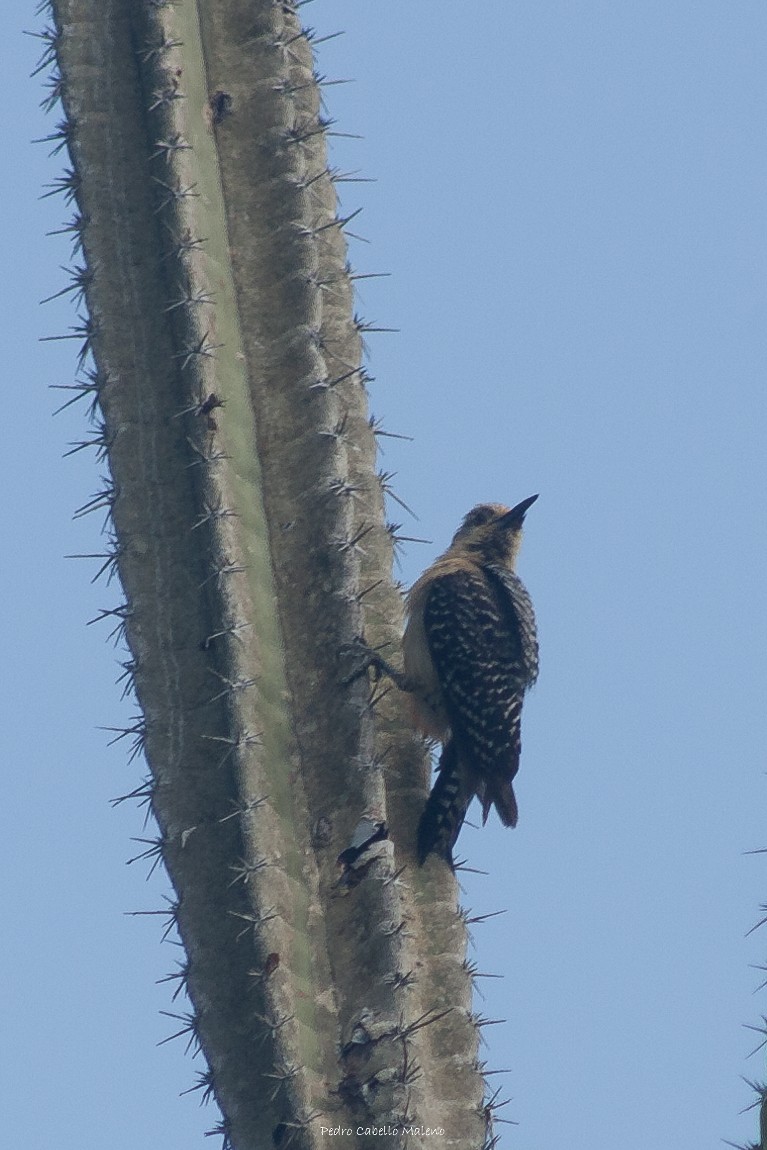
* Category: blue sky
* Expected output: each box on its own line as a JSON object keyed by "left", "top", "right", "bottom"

{"left": 4, "top": 2, "right": 766, "bottom": 1147}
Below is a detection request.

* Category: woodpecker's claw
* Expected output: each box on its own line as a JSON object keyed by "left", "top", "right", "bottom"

{"left": 339, "top": 638, "right": 380, "bottom": 686}
{"left": 339, "top": 639, "right": 408, "bottom": 690}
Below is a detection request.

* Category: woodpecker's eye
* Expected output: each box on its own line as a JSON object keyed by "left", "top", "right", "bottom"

{"left": 459, "top": 505, "right": 498, "bottom": 533}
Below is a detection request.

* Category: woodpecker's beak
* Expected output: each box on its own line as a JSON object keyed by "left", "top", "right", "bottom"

{"left": 499, "top": 494, "right": 539, "bottom": 527}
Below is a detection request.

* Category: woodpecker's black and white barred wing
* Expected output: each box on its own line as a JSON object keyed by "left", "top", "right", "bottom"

{"left": 421, "top": 565, "right": 538, "bottom": 830}
{"left": 484, "top": 563, "right": 539, "bottom": 687}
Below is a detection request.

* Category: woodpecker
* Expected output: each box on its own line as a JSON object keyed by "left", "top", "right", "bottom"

{"left": 395, "top": 496, "right": 539, "bottom": 865}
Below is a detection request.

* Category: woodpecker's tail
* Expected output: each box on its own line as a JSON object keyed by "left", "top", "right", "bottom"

{"left": 480, "top": 779, "right": 518, "bottom": 828}
{"left": 417, "top": 740, "right": 472, "bottom": 867}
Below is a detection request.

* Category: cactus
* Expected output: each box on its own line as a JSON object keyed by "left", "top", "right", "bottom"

{"left": 40, "top": 1, "right": 499, "bottom": 1146}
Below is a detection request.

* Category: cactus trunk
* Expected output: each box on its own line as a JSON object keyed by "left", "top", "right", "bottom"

{"left": 44, "top": 1, "right": 489, "bottom": 1146}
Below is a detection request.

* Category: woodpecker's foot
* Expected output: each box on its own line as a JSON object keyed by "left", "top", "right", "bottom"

{"left": 338, "top": 638, "right": 382, "bottom": 686}
{"left": 339, "top": 638, "right": 408, "bottom": 690}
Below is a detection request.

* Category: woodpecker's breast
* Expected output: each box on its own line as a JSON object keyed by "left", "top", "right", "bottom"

{"left": 402, "top": 574, "right": 451, "bottom": 740}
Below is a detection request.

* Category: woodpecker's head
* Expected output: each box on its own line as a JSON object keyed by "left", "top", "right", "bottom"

{"left": 450, "top": 495, "right": 538, "bottom": 567}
